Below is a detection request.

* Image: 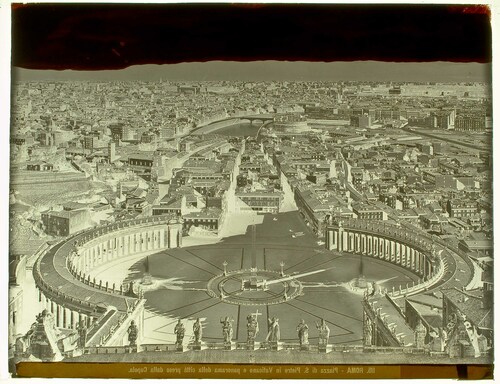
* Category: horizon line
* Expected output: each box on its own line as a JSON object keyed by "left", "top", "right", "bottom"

{"left": 12, "top": 61, "right": 492, "bottom": 83}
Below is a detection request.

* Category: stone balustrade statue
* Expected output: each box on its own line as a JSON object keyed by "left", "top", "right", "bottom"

{"left": 296, "top": 319, "right": 309, "bottom": 350}
{"left": 220, "top": 316, "right": 234, "bottom": 344}
{"left": 247, "top": 313, "right": 260, "bottom": 343}
{"left": 127, "top": 320, "right": 138, "bottom": 348}
{"left": 174, "top": 319, "right": 185, "bottom": 349}
{"left": 316, "top": 318, "right": 330, "bottom": 351}
{"left": 266, "top": 317, "right": 280, "bottom": 343}
{"left": 193, "top": 318, "right": 203, "bottom": 343}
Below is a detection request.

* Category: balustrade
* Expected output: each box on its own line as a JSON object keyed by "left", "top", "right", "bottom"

{"left": 33, "top": 216, "right": 181, "bottom": 333}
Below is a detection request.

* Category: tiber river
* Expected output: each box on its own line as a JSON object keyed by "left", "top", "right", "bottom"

{"left": 213, "top": 121, "right": 261, "bottom": 137}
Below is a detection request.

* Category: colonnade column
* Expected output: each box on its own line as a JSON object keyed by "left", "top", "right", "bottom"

{"left": 121, "top": 235, "right": 126, "bottom": 256}
{"left": 50, "top": 301, "right": 56, "bottom": 321}
{"left": 79, "top": 313, "right": 87, "bottom": 328}
{"left": 108, "top": 238, "right": 113, "bottom": 260}
{"left": 93, "top": 245, "right": 98, "bottom": 269}
{"left": 87, "top": 248, "right": 92, "bottom": 270}
{"left": 56, "top": 304, "right": 62, "bottom": 328}
{"left": 63, "top": 307, "right": 70, "bottom": 328}
{"left": 39, "top": 290, "right": 46, "bottom": 312}
{"left": 117, "top": 236, "right": 122, "bottom": 257}
{"left": 103, "top": 239, "right": 108, "bottom": 262}
{"left": 78, "top": 250, "right": 84, "bottom": 273}
{"left": 159, "top": 228, "right": 165, "bottom": 248}
{"left": 338, "top": 226, "right": 344, "bottom": 252}
{"left": 125, "top": 235, "right": 130, "bottom": 255}
{"left": 99, "top": 243, "right": 105, "bottom": 265}
{"left": 85, "top": 249, "right": 90, "bottom": 272}
{"left": 92, "top": 245, "right": 97, "bottom": 268}
{"left": 71, "top": 310, "right": 78, "bottom": 329}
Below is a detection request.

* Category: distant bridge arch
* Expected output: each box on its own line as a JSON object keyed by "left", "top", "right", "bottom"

{"left": 231, "top": 113, "right": 275, "bottom": 124}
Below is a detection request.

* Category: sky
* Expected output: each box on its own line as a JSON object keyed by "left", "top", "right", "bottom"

{"left": 12, "top": 61, "right": 492, "bottom": 83}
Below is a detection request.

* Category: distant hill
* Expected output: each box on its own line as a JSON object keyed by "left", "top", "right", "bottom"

{"left": 13, "top": 61, "right": 492, "bottom": 83}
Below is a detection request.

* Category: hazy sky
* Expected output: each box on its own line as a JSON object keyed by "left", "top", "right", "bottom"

{"left": 13, "top": 61, "right": 491, "bottom": 83}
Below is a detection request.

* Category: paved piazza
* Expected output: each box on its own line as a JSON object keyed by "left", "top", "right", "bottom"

{"left": 126, "top": 212, "right": 419, "bottom": 345}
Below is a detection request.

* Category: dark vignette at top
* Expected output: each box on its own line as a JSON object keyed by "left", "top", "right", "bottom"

{"left": 12, "top": 3, "right": 492, "bottom": 71}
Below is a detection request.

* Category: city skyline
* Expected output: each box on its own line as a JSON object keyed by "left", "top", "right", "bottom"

{"left": 13, "top": 61, "right": 492, "bottom": 83}
{"left": 8, "top": 65, "right": 493, "bottom": 375}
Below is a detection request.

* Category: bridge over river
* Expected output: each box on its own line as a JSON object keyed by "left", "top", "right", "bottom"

{"left": 185, "top": 114, "right": 275, "bottom": 137}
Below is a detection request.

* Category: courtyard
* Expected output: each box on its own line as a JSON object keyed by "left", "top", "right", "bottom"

{"left": 126, "top": 211, "right": 419, "bottom": 346}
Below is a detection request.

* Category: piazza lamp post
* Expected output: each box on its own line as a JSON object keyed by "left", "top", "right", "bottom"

{"left": 223, "top": 261, "right": 228, "bottom": 276}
